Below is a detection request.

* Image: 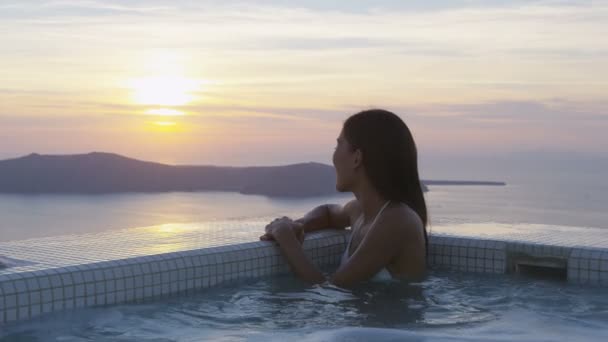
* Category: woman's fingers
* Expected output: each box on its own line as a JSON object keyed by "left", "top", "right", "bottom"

{"left": 263, "top": 217, "right": 296, "bottom": 240}
{"left": 267, "top": 216, "right": 291, "bottom": 227}
{"left": 260, "top": 233, "right": 274, "bottom": 241}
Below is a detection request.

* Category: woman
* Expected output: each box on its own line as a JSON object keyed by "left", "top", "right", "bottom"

{"left": 260, "top": 109, "right": 428, "bottom": 288}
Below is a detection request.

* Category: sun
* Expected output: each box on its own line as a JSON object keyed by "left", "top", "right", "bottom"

{"left": 129, "top": 76, "right": 199, "bottom": 106}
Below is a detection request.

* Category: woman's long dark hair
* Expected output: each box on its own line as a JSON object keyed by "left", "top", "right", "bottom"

{"left": 343, "top": 109, "right": 429, "bottom": 255}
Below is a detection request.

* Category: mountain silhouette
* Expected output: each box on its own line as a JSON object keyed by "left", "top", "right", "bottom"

{"left": 0, "top": 152, "right": 504, "bottom": 197}
{"left": 0, "top": 152, "right": 339, "bottom": 197}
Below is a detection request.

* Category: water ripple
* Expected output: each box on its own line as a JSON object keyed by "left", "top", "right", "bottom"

{"left": 2, "top": 270, "right": 607, "bottom": 341}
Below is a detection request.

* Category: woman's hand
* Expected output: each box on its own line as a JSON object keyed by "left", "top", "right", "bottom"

{"left": 260, "top": 216, "right": 305, "bottom": 244}
{"left": 260, "top": 216, "right": 325, "bottom": 284}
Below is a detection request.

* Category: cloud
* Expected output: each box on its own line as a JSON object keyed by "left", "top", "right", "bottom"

{"left": 0, "top": 0, "right": 173, "bottom": 16}
{"left": 404, "top": 100, "right": 608, "bottom": 123}
{"left": 1, "top": 0, "right": 608, "bottom": 161}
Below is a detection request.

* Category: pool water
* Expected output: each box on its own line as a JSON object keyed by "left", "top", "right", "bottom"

{"left": 1, "top": 270, "right": 607, "bottom": 341}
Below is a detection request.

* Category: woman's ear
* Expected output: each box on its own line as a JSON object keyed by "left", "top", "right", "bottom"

{"left": 353, "top": 149, "right": 363, "bottom": 168}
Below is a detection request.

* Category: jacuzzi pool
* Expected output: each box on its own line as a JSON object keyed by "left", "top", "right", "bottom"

{"left": 1, "top": 221, "right": 607, "bottom": 341}
{"left": 1, "top": 270, "right": 606, "bottom": 341}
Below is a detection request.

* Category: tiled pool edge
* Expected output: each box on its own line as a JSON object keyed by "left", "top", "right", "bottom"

{"left": 0, "top": 230, "right": 347, "bottom": 325}
{"left": 429, "top": 234, "right": 608, "bottom": 285}
{"left": 2, "top": 231, "right": 608, "bottom": 325}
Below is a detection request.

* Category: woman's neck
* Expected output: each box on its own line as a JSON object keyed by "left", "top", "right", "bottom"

{"left": 353, "top": 180, "right": 389, "bottom": 224}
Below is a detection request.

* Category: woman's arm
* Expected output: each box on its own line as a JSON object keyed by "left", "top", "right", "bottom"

{"left": 266, "top": 203, "right": 423, "bottom": 288}
{"left": 329, "top": 214, "right": 404, "bottom": 287}
{"left": 295, "top": 200, "right": 358, "bottom": 233}
{"left": 330, "top": 209, "right": 424, "bottom": 287}
{"left": 263, "top": 199, "right": 364, "bottom": 285}
{"left": 271, "top": 226, "right": 326, "bottom": 284}
{"left": 263, "top": 200, "right": 358, "bottom": 284}
{"left": 260, "top": 200, "right": 358, "bottom": 241}
{"left": 270, "top": 211, "right": 408, "bottom": 287}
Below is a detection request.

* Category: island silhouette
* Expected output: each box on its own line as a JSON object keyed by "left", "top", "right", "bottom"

{"left": 0, "top": 152, "right": 505, "bottom": 197}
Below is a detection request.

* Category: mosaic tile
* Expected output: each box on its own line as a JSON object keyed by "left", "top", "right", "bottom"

{"left": 2, "top": 220, "right": 607, "bottom": 326}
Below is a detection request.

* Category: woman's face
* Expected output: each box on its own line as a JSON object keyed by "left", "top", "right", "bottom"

{"left": 332, "top": 130, "right": 361, "bottom": 192}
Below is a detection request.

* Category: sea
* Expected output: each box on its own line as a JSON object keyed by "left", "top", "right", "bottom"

{"left": 1, "top": 159, "right": 608, "bottom": 341}
{"left": 1, "top": 158, "right": 607, "bottom": 242}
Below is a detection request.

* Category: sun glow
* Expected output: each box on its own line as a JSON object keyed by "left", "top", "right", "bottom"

{"left": 153, "top": 121, "right": 176, "bottom": 126}
{"left": 129, "top": 76, "right": 199, "bottom": 106}
{"left": 145, "top": 108, "right": 185, "bottom": 116}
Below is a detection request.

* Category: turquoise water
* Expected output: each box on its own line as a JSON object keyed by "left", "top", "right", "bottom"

{"left": 1, "top": 270, "right": 607, "bottom": 341}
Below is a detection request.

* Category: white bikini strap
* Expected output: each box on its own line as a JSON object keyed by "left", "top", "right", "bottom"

{"left": 366, "top": 200, "right": 391, "bottom": 228}
{"left": 345, "top": 200, "right": 391, "bottom": 259}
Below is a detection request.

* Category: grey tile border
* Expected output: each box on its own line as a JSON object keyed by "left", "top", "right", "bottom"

{"left": 2, "top": 226, "right": 608, "bottom": 326}
{"left": 0, "top": 229, "right": 348, "bottom": 324}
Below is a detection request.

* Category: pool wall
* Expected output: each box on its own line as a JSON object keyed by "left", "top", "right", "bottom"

{"left": 1, "top": 228, "right": 608, "bottom": 325}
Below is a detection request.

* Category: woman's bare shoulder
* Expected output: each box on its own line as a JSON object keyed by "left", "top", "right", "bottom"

{"left": 383, "top": 203, "right": 424, "bottom": 237}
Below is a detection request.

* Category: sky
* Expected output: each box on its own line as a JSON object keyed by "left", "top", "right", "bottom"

{"left": 1, "top": 0, "right": 607, "bottom": 171}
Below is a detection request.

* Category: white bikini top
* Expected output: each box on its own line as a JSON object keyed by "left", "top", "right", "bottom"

{"left": 340, "top": 200, "right": 393, "bottom": 281}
